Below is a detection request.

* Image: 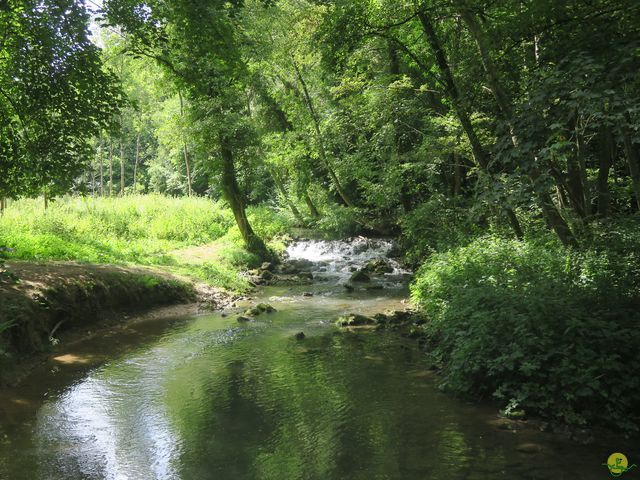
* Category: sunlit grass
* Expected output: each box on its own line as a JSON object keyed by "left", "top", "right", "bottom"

{"left": 0, "top": 194, "right": 292, "bottom": 292}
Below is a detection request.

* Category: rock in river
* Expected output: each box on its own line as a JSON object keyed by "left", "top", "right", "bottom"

{"left": 336, "top": 313, "right": 376, "bottom": 327}
{"left": 349, "top": 270, "right": 370, "bottom": 282}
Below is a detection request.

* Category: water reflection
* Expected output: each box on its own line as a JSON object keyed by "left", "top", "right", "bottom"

{"left": 0, "top": 238, "right": 627, "bottom": 479}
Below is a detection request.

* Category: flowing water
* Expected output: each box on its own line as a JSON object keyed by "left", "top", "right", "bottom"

{"left": 0, "top": 239, "right": 633, "bottom": 479}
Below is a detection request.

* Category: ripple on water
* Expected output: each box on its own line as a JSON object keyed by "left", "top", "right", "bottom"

{"left": 0, "top": 239, "right": 625, "bottom": 480}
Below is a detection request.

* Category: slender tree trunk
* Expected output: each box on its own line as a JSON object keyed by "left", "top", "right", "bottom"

{"left": 269, "top": 166, "right": 307, "bottom": 226}
{"left": 0, "top": 197, "right": 6, "bottom": 215}
{"left": 43, "top": 191, "right": 48, "bottom": 210}
{"left": 453, "top": 153, "right": 462, "bottom": 197}
{"left": 119, "top": 141, "right": 125, "bottom": 196}
{"left": 292, "top": 60, "right": 355, "bottom": 208}
{"left": 451, "top": 3, "right": 577, "bottom": 246}
{"left": 594, "top": 126, "right": 613, "bottom": 216}
{"left": 220, "top": 138, "right": 269, "bottom": 258}
{"left": 564, "top": 114, "right": 589, "bottom": 218}
{"left": 99, "top": 140, "right": 104, "bottom": 197}
{"left": 133, "top": 133, "right": 140, "bottom": 193}
{"left": 417, "top": 10, "right": 524, "bottom": 240}
{"left": 304, "top": 193, "right": 321, "bottom": 219}
{"left": 178, "top": 91, "right": 193, "bottom": 197}
{"left": 623, "top": 127, "right": 640, "bottom": 211}
{"left": 108, "top": 140, "right": 113, "bottom": 197}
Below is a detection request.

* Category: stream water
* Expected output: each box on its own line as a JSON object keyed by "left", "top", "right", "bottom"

{"left": 0, "top": 239, "right": 631, "bottom": 479}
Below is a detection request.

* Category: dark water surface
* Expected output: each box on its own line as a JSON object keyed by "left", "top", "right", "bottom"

{"left": 0, "top": 240, "right": 632, "bottom": 479}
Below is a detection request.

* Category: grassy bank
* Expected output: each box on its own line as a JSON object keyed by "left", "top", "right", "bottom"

{"left": 410, "top": 219, "right": 640, "bottom": 433}
{"left": 0, "top": 195, "right": 292, "bottom": 288}
{"left": 0, "top": 195, "right": 292, "bottom": 372}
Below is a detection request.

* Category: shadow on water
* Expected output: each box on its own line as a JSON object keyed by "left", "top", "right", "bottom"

{"left": 0, "top": 239, "right": 635, "bottom": 479}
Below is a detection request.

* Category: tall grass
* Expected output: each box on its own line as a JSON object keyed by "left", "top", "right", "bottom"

{"left": 0, "top": 195, "right": 289, "bottom": 267}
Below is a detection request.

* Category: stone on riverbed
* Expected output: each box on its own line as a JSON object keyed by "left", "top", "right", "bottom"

{"left": 349, "top": 270, "right": 370, "bottom": 282}
{"left": 260, "top": 270, "right": 273, "bottom": 280}
{"left": 244, "top": 303, "right": 277, "bottom": 316}
{"left": 237, "top": 316, "right": 253, "bottom": 323}
{"left": 364, "top": 258, "right": 394, "bottom": 274}
{"left": 279, "top": 259, "right": 314, "bottom": 274}
{"left": 336, "top": 313, "right": 376, "bottom": 327}
{"left": 294, "top": 332, "right": 306, "bottom": 340}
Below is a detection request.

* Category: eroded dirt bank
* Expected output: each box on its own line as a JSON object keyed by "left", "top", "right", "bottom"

{"left": 0, "top": 261, "right": 235, "bottom": 385}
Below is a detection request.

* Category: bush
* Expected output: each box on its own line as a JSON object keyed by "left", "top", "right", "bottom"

{"left": 400, "top": 195, "right": 480, "bottom": 265}
{"left": 411, "top": 234, "right": 640, "bottom": 432}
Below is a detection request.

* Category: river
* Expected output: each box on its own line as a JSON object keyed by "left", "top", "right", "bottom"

{"left": 0, "top": 239, "right": 628, "bottom": 479}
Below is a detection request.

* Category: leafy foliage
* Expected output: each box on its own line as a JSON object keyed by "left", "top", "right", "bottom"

{"left": 411, "top": 230, "right": 640, "bottom": 432}
{"left": 0, "top": 0, "right": 122, "bottom": 199}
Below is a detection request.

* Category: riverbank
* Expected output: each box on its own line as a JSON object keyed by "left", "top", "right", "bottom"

{"left": 0, "top": 260, "right": 239, "bottom": 385}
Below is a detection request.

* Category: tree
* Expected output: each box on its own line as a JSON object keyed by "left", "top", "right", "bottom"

{"left": 104, "top": 0, "right": 269, "bottom": 257}
{"left": 0, "top": 0, "right": 122, "bottom": 201}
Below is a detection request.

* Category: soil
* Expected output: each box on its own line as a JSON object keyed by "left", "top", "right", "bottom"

{"left": 0, "top": 260, "right": 236, "bottom": 386}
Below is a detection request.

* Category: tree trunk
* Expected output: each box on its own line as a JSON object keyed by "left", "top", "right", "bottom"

{"left": 565, "top": 115, "right": 589, "bottom": 218}
{"left": 453, "top": 153, "right": 462, "bottom": 197}
{"left": 596, "top": 126, "right": 614, "bottom": 216}
{"left": 451, "top": 2, "right": 576, "bottom": 246}
{"left": 292, "top": 60, "right": 355, "bottom": 208}
{"left": 108, "top": 140, "right": 113, "bottom": 197}
{"left": 220, "top": 138, "right": 269, "bottom": 258}
{"left": 304, "top": 193, "right": 321, "bottom": 219}
{"left": 99, "top": 140, "right": 104, "bottom": 197}
{"left": 179, "top": 91, "right": 193, "bottom": 197}
{"left": 623, "top": 127, "right": 640, "bottom": 211}
{"left": 120, "top": 141, "right": 125, "bottom": 196}
{"left": 0, "top": 197, "right": 6, "bottom": 215}
{"left": 43, "top": 191, "right": 48, "bottom": 210}
{"left": 133, "top": 133, "right": 140, "bottom": 193}
{"left": 417, "top": 10, "right": 524, "bottom": 240}
{"left": 269, "top": 166, "right": 307, "bottom": 226}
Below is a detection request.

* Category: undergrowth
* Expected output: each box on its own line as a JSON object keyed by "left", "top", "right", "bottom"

{"left": 411, "top": 223, "right": 640, "bottom": 433}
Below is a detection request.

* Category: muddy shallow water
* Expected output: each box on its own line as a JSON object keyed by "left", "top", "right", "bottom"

{"left": 0, "top": 239, "right": 634, "bottom": 479}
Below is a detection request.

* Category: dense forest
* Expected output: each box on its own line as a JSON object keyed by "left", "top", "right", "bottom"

{"left": 1, "top": 0, "right": 640, "bottom": 447}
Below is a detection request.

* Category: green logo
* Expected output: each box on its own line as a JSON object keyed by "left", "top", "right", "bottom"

{"left": 603, "top": 453, "right": 637, "bottom": 477}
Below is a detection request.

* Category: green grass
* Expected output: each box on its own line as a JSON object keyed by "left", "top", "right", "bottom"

{"left": 0, "top": 195, "right": 292, "bottom": 292}
{"left": 0, "top": 195, "right": 236, "bottom": 264}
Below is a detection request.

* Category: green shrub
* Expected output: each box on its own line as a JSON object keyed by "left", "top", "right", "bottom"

{"left": 411, "top": 234, "right": 640, "bottom": 432}
{"left": 400, "top": 195, "right": 480, "bottom": 264}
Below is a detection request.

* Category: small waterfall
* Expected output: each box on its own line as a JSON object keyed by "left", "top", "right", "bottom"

{"left": 283, "top": 237, "right": 410, "bottom": 286}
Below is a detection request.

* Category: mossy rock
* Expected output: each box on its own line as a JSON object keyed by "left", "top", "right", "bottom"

{"left": 336, "top": 313, "right": 376, "bottom": 327}
{"left": 349, "top": 270, "right": 370, "bottom": 282}
{"left": 364, "top": 258, "right": 394, "bottom": 274}
{"left": 245, "top": 303, "right": 277, "bottom": 317}
{"left": 256, "top": 303, "right": 276, "bottom": 313}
